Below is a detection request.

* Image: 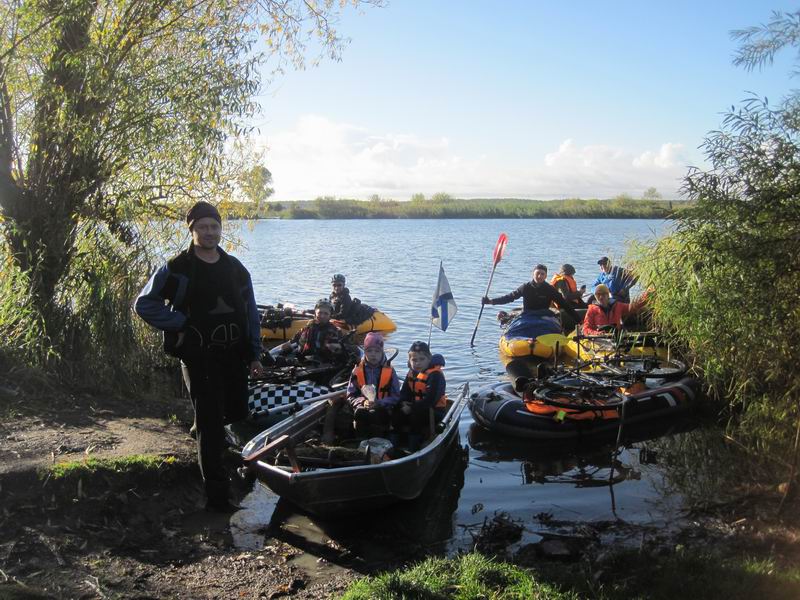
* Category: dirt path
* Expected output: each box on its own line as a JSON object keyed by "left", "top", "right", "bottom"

{"left": 0, "top": 379, "right": 359, "bottom": 599}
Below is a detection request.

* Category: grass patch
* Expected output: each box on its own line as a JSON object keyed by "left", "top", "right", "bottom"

{"left": 590, "top": 548, "right": 800, "bottom": 600}
{"left": 44, "top": 454, "right": 178, "bottom": 480}
{"left": 341, "top": 549, "right": 800, "bottom": 600}
{"left": 340, "top": 553, "right": 578, "bottom": 600}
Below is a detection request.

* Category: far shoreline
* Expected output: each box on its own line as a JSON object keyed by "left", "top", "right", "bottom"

{"left": 224, "top": 196, "right": 690, "bottom": 221}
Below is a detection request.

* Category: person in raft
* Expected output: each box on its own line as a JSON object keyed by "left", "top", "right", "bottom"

{"left": 278, "top": 298, "right": 345, "bottom": 362}
{"left": 550, "top": 263, "right": 587, "bottom": 308}
{"left": 591, "top": 256, "right": 637, "bottom": 303}
{"left": 391, "top": 341, "right": 447, "bottom": 452}
{"left": 582, "top": 283, "right": 647, "bottom": 336}
{"left": 329, "top": 273, "right": 377, "bottom": 325}
{"left": 345, "top": 332, "right": 401, "bottom": 438}
{"left": 134, "top": 201, "right": 264, "bottom": 513}
{"left": 482, "top": 263, "right": 580, "bottom": 326}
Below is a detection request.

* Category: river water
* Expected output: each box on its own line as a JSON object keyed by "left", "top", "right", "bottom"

{"left": 227, "top": 218, "right": 694, "bottom": 572}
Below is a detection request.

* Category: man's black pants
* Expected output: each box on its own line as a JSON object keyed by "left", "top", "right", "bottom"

{"left": 181, "top": 351, "right": 248, "bottom": 505}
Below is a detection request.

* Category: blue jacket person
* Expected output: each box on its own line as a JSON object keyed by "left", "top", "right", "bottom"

{"left": 135, "top": 201, "right": 263, "bottom": 512}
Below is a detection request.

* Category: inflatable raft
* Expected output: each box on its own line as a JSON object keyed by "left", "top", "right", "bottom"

{"left": 469, "top": 377, "right": 699, "bottom": 441}
{"left": 498, "top": 309, "right": 570, "bottom": 359}
{"left": 563, "top": 329, "right": 668, "bottom": 363}
{"left": 259, "top": 304, "right": 396, "bottom": 341}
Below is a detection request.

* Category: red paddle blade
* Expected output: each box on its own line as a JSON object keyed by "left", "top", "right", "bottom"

{"left": 492, "top": 233, "right": 508, "bottom": 265}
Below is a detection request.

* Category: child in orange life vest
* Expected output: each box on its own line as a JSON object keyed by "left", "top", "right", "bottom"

{"left": 391, "top": 341, "right": 447, "bottom": 451}
{"left": 345, "top": 332, "right": 400, "bottom": 438}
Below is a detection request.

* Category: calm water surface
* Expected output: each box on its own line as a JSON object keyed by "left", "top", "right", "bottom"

{"left": 227, "top": 219, "right": 693, "bottom": 572}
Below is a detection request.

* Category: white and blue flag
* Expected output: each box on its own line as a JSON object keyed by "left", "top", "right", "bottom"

{"left": 431, "top": 262, "right": 457, "bottom": 331}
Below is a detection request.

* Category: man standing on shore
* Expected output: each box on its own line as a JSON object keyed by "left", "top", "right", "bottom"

{"left": 134, "top": 201, "right": 263, "bottom": 512}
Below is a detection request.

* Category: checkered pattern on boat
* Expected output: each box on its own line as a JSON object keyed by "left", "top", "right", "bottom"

{"left": 248, "top": 382, "right": 330, "bottom": 415}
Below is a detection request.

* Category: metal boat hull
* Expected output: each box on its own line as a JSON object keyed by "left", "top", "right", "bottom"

{"left": 243, "top": 386, "right": 468, "bottom": 516}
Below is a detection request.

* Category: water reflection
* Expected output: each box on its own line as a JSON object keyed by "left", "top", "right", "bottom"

{"left": 463, "top": 416, "right": 699, "bottom": 534}
{"left": 232, "top": 440, "right": 468, "bottom": 573}
{"left": 647, "top": 425, "right": 767, "bottom": 510}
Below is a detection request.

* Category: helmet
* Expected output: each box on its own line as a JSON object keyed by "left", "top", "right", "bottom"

{"left": 315, "top": 298, "right": 334, "bottom": 312}
{"left": 331, "top": 274, "right": 346, "bottom": 285}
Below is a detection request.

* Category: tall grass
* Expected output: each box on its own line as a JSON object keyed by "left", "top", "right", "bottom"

{"left": 0, "top": 246, "right": 52, "bottom": 367}
{"left": 0, "top": 221, "right": 168, "bottom": 393}
{"left": 629, "top": 97, "right": 800, "bottom": 467}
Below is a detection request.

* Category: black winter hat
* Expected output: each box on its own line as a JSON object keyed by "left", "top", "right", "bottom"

{"left": 408, "top": 341, "right": 431, "bottom": 356}
{"left": 186, "top": 201, "right": 222, "bottom": 229}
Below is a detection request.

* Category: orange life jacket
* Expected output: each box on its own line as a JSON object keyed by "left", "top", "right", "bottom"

{"left": 523, "top": 397, "right": 619, "bottom": 421}
{"left": 550, "top": 273, "right": 581, "bottom": 309}
{"left": 523, "top": 381, "right": 648, "bottom": 421}
{"left": 550, "top": 273, "right": 577, "bottom": 293}
{"left": 353, "top": 360, "right": 395, "bottom": 399}
{"left": 407, "top": 365, "right": 447, "bottom": 408}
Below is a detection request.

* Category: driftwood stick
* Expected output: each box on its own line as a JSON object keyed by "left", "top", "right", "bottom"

{"left": 242, "top": 434, "right": 291, "bottom": 464}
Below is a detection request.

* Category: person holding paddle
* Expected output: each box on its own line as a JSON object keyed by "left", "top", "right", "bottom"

{"left": 482, "top": 264, "right": 580, "bottom": 326}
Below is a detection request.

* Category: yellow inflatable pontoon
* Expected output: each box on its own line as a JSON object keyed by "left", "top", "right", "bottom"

{"left": 260, "top": 305, "right": 396, "bottom": 341}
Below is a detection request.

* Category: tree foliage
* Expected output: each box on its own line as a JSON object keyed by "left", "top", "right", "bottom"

{"left": 642, "top": 186, "right": 662, "bottom": 201}
{"left": 238, "top": 163, "right": 274, "bottom": 207}
{"left": 0, "top": 0, "right": 380, "bottom": 382}
{"left": 631, "top": 9, "right": 800, "bottom": 462}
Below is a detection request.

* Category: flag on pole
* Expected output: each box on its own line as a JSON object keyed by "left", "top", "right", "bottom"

{"left": 431, "top": 262, "right": 457, "bottom": 331}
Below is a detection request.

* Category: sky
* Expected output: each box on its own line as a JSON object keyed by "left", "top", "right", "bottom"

{"left": 251, "top": 1, "right": 800, "bottom": 201}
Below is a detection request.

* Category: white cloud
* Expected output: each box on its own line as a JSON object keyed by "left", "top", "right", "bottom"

{"left": 257, "top": 115, "right": 691, "bottom": 200}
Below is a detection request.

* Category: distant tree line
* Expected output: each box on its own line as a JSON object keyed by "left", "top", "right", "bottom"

{"left": 225, "top": 192, "right": 688, "bottom": 220}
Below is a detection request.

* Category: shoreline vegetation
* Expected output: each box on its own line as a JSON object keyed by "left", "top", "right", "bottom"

{"left": 226, "top": 195, "right": 690, "bottom": 220}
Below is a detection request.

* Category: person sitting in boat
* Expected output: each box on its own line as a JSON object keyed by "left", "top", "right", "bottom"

{"left": 550, "top": 263, "right": 587, "bottom": 333}
{"left": 391, "top": 341, "right": 447, "bottom": 452}
{"left": 550, "top": 264, "right": 586, "bottom": 308}
{"left": 277, "top": 298, "right": 345, "bottom": 362}
{"left": 482, "top": 263, "right": 579, "bottom": 328}
{"left": 591, "top": 256, "right": 637, "bottom": 303}
{"left": 329, "top": 273, "right": 377, "bottom": 326}
{"left": 345, "top": 332, "right": 401, "bottom": 438}
{"left": 320, "top": 332, "right": 400, "bottom": 444}
{"left": 582, "top": 284, "right": 647, "bottom": 336}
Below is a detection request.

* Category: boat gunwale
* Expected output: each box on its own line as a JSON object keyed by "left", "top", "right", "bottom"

{"left": 250, "top": 384, "right": 469, "bottom": 481}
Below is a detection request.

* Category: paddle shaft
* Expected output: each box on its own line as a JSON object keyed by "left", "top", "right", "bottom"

{"left": 469, "top": 262, "right": 499, "bottom": 347}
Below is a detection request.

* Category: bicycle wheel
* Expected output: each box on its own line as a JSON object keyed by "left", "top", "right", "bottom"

{"left": 601, "top": 355, "right": 686, "bottom": 380}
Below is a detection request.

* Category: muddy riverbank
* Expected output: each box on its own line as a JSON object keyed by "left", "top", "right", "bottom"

{"left": 2, "top": 372, "right": 799, "bottom": 599}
